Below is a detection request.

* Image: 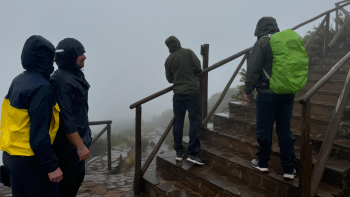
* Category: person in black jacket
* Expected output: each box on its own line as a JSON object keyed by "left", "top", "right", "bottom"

{"left": 50, "top": 38, "right": 91, "bottom": 197}
{"left": 0, "top": 35, "right": 62, "bottom": 197}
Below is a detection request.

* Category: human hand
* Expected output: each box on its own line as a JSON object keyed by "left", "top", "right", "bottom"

{"left": 77, "top": 146, "right": 90, "bottom": 161}
{"left": 243, "top": 94, "right": 251, "bottom": 102}
{"left": 48, "top": 167, "right": 63, "bottom": 182}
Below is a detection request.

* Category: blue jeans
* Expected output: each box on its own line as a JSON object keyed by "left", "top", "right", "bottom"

{"left": 173, "top": 93, "right": 201, "bottom": 156}
{"left": 2, "top": 152, "right": 59, "bottom": 197}
{"left": 256, "top": 93, "right": 297, "bottom": 174}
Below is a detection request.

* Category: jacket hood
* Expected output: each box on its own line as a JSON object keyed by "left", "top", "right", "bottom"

{"left": 55, "top": 38, "right": 85, "bottom": 70}
{"left": 165, "top": 36, "right": 182, "bottom": 53}
{"left": 254, "top": 17, "right": 280, "bottom": 38}
{"left": 21, "top": 35, "right": 55, "bottom": 78}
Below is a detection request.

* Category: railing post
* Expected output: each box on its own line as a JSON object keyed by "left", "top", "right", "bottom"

{"left": 336, "top": 6, "right": 339, "bottom": 32}
{"left": 324, "top": 13, "right": 330, "bottom": 56}
{"left": 107, "top": 123, "right": 112, "bottom": 171}
{"left": 201, "top": 44, "right": 209, "bottom": 127}
{"left": 298, "top": 100, "right": 312, "bottom": 197}
{"left": 134, "top": 106, "right": 142, "bottom": 195}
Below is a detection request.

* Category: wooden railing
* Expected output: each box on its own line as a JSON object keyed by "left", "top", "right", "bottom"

{"left": 88, "top": 120, "right": 112, "bottom": 170}
{"left": 129, "top": 1, "right": 350, "bottom": 196}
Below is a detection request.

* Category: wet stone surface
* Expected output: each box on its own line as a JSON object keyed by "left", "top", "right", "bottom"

{"left": 0, "top": 128, "right": 169, "bottom": 197}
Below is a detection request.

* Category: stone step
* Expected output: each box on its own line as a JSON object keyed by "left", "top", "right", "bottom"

{"left": 213, "top": 113, "right": 350, "bottom": 163}
{"left": 200, "top": 127, "right": 350, "bottom": 190}
{"left": 309, "top": 54, "right": 350, "bottom": 67}
{"left": 308, "top": 61, "right": 350, "bottom": 73}
{"left": 228, "top": 101, "right": 350, "bottom": 139}
{"left": 304, "top": 79, "right": 345, "bottom": 92}
{"left": 307, "top": 69, "right": 348, "bottom": 81}
{"left": 156, "top": 151, "right": 282, "bottom": 197}
{"left": 180, "top": 139, "right": 342, "bottom": 197}
{"left": 142, "top": 166, "right": 211, "bottom": 197}
{"left": 295, "top": 89, "right": 350, "bottom": 104}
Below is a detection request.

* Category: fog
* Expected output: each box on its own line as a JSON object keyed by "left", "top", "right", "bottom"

{"left": 0, "top": 1, "right": 344, "bottom": 164}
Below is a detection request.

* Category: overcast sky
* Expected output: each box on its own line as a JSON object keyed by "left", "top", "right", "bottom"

{"left": 0, "top": 1, "right": 347, "bottom": 163}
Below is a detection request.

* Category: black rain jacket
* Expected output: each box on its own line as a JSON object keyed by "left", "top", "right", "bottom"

{"left": 245, "top": 17, "right": 280, "bottom": 95}
{"left": 50, "top": 38, "right": 91, "bottom": 166}
{"left": 164, "top": 36, "right": 202, "bottom": 94}
{"left": 2, "top": 35, "right": 58, "bottom": 172}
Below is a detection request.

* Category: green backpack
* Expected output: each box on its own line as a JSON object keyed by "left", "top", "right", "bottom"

{"left": 262, "top": 29, "right": 309, "bottom": 94}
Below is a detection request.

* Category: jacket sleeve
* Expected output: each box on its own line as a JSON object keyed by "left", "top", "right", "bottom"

{"left": 245, "top": 41, "right": 265, "bottom": 95}
{"left": 28, "top": 85, "right": 58, "bottom": 173}
{"left": 189, "top": 50, "right": 202, "bottom": 75}
{"left": 55, "top": 82, "right": 77, "bottom": 135}
{"left": 164, "top": 59, "right": 174, "bottom": 83}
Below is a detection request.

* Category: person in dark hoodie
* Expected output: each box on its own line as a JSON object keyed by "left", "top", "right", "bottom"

{"left": 0, "top": 35, "right": 62, "bottom": 197}
{"left": 50, "top": 38, "right": 91, "bottom": 197}
{"left": 164, "top": 36, "right": 205, "bottom": 165}
{"left": 244, "top": 17, "right": 297, "bottom": 179}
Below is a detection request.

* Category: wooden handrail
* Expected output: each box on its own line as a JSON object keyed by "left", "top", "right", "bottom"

{"left": 89, "top": 120, "right": 112, "bottom": 125}
{"left": 328, "top": 14, "right": 350, "bottom": 48}
{"left": 299, "top": 52, "right": 350, "bottom": 104}
{"left": 201, "top": 53, "right": 248, "bottom": 126}
{"left": 310, "top": 52, "right": 350, "bottom": 196}
{"left": 292, "top": 1, "right": 350, "bottom": 30}
{"left": 304, "top": 14, "right": 329, "bottom": 49}
{"left": 129, "top": 86, "right": 173, "bottom": 109}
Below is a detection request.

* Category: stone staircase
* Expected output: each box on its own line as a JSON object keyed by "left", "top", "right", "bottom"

{"left": 139, "top": 40, "right": 350, "bottom": 197}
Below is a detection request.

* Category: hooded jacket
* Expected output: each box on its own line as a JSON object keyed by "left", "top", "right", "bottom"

{"left": 245, "top": 17, "right": 280, "bottom": 95}
{"left": 164, "top": 36, "right": 202, "bottom": 94}
{"left": 0, "top": 35, "right": 60, "bottom": 173}
{"left": 50, "top": 38, "right": 91, "bottom": 167}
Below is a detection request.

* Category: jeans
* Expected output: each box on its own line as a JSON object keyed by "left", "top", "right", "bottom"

{"left": 2, "top": 151, "right": 59, "bottom": 197}
{"left": 173, "top": 93, "right": 201, "bottom": 156}
{"left": 256, "top": 93, "right": 297, "bottom": 174}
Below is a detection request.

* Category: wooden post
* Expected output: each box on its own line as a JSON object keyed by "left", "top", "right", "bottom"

{"left": 324, "top": 13, "right": 330, "bottom": 56}
{"left": 201, "top": 44, "right": 209, "bottom": 127}
{"left": 107, "top": 123, "right": 112, "bottom": 171}
{"left": 336, "top": 7, "right": 339, "bottom": 32}
{"left": 298, "top": 101, "right": 312, "bottom": 197}
{"left": 134, "top": 106, "right": 142, "bottom": 195}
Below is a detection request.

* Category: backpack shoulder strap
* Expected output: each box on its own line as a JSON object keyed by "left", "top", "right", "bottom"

{"left": 262, "top": 68, "right": 270, "bottom": 80}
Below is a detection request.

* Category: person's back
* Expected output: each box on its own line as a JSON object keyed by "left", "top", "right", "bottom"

{"left": 0, "top": 35, "right": 62, "bottom": 197}
{"left": 244, "top": 17, "right": 298, "bottom": 180}
{"left": 164, "top": 36, "right": 204, "bottom": 165}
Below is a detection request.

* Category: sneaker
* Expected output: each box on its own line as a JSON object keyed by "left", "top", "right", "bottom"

{"left": 175, "top": 151, "right": 184, "bottom": 161}
{"left": 251, "top": 159, "right": 269, "bottom": 172}
{"left": 186, "top": 155, "right": 205, "bottom": 165}
{"left": 283, "top": 169, "right": 297, "bottom": 180}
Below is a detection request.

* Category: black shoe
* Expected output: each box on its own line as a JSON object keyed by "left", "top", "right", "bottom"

{"left": 175, "top": 151, "right": 184, "bottom": 161}
{"left": 251, "top": 159, "right": 269, "bottom": 172}
{"left": 186, "top": 155, "right": 205, "bottom": 165}
{"left": 283, "top": 169, "right": 297, "bottom": 180}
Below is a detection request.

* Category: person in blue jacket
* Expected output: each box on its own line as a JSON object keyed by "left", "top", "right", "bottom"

{"left": 0, "top": 35, "right": 63, "bottom": 197}
{"left": 50, "top": 38, "right": 91, "bottom": 197}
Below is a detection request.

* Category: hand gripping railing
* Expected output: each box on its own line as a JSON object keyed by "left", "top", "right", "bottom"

{"left": 129, "top": 1, "right": 350, "bottom": 195}
{"left": 88, "top": 120, "right": 112, "bottom": 170}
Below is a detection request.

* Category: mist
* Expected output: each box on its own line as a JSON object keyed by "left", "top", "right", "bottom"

{"left": 0, "top": 1, "right": 343, "bottom": 164}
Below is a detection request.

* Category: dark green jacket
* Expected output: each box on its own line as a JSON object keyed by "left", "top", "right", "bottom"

{"left": 164, "top": 36, "right": 202, "bottom": 94}
{"left": 245, "top": 17, "right": 280, "bottom": 95}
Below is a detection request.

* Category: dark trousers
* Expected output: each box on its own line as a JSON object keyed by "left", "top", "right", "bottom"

{"left": 256, "top": 93, "right": 297, "bottom": 174}
{"left": 57, "top": 158, "right": 85, "bottom": 197}
{"left": 2, "top": 151, "right": 59, "bottom": 197}
{"left": 173, "top": 93, "right": 201, "bottom": 156}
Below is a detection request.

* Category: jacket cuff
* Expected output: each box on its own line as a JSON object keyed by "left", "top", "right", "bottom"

{"left": 244, "top": 87, "right": 253, "bottom": 95}
{"left": 42, "top": 154, "right": 59, "bottom": 173}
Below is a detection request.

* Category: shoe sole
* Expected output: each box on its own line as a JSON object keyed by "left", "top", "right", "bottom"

{"left": 250, "top": 163, "right": 269, "bottom": 172}
{"left": 186, "top": 158, "right": 205, "bottom": 166}
{"left": 283, "top": 175, "right": 295, "bottom": 180}
{"left": 175, "top": 157, "right": 183, "bottom": 161}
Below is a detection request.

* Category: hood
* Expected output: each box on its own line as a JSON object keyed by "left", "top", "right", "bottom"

{"left": 254, "top": 17, "right": 280, "bottom": 38}
{"left": 55, "top": 38, "right": 85, "bottom": 70}
{"left": 21, "top": 35, "right": 55, "bottom": 78}
{"left": 165, "top": 36, "right": 182, "bottom": 53}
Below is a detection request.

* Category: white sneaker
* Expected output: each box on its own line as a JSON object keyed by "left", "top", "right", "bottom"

{"left": 251, "top": 159, "right": 269, "bottom": 172}
{"left": 283, "top": 169, "right": 297, "bottom": 180}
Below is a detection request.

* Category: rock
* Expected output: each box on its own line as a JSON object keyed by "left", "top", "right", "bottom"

{"left": 76, "top": 193, "right": 90, "bottom": 197}
{"left": 149, "top": 141, "right": 155, "bottom": 147}
{"left": 106, "top": 185, "right": 117, "bottom": 190}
